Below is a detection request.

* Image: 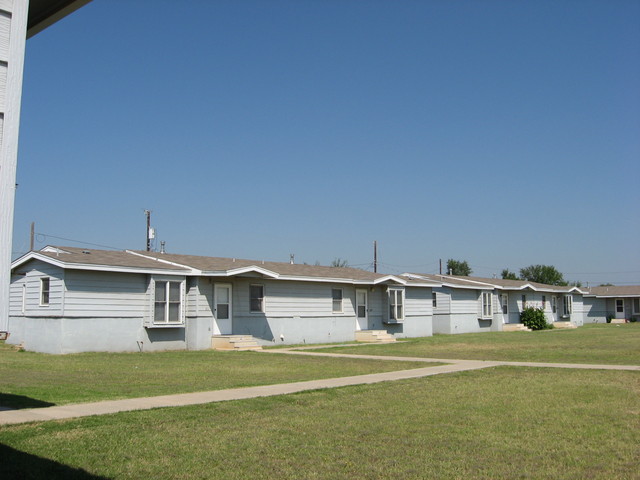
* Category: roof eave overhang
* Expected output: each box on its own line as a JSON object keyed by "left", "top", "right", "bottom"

{"left": 586, "top": 293, "right": 637, "bottom": 298}
{"left": 27, "top": 0, "right": 93, "bottom": 38}
{"left": 224, "top": 266, "right": 280, "bottom": 279}
{"left": 11, "top": 252, "right": 192, "bottom": 276}
{"left": 373, "top": 275, "right": 407, "bottom": 285}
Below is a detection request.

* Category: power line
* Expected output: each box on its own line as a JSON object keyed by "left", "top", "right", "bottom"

{"left": 564, "top": 271, "right": 640, "bottom": 275}
{"left": 34, "top": 232, "right": 124, "bottom": 251}
{"left": 377, "top": 261, "right": 440, "bottom": 269}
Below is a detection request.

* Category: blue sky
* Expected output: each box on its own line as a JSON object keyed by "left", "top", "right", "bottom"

{"left": 12, "top": 0, "right": 640, "bottom": 285}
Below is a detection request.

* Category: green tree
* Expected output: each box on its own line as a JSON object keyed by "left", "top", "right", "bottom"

{"left": 331, "top": 258, "right": 349, "bottom": 268}
{"left": 446, "top": 259, "right": 472, "bottom": 276}
{"left": 519, "top": 265, "right": 566, "bottom": 286}
{"left": 501, "top": 269, "right": 518, "bottom": 280}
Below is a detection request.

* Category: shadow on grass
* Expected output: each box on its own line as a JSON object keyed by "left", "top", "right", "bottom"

{"left": 0, "top": 443, "right": 110, "bottom": 479}
{"left": 0, "top": 393, "right": 55, "bottom": 410}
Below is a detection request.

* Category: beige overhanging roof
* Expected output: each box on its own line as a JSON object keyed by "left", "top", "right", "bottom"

{"left": 27, "top": 0, "right": 92, "bottom": 38}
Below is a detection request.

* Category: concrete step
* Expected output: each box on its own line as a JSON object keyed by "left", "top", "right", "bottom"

{"left": 355, "top": 330, "right": 397, "bottom": 343}
{"left": 553, "top": 321, "right": 578, "bottom": 329}
{"left": 502, "top": 323, "right": 532, "bottom": 332}
{"left": 212, "top": 335, "right": 262, "bottom": 351}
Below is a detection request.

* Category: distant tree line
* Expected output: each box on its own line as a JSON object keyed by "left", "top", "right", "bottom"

{"left": 447, "top": 259, "right": 582, "bottom": 287}
{"left": 502, "top": 264, "right": 581, "bottom": 287}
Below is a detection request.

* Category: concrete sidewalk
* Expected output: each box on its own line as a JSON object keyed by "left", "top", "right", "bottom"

{"left": 1, "top": 350, "right": 637, "bottom": 426}
{"left": 0, "top": 359, "right": 494, "bottom": 426}
{"left": 265, "top": 348, "right": 640, "bottom": 371}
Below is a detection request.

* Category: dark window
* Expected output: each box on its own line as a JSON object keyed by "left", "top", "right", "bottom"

{"left": 250, "top": 285, "right": 264, "bottom": 312}
{"left": 40, "top": 278, "right": 50, "bottom": 306}
{"left": 332, "top": 289, "right": 343, "bottom": 313}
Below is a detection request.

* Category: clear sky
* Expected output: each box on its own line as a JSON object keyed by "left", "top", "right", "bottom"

{"left": 11, "top": 0, "right": 640, "bottom": 286}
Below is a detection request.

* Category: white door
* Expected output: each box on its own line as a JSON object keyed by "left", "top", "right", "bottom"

{"left": 500, "top": 294, "right": 509, "bottom": 323}
{"left": 356, "top": 289, "right": 368, "bottom": 330}
{"left": 214, "top": 283, "right": 233, "bottom": 335}
{"left": 615, "top": 299, "right": 625, "bottom": 319}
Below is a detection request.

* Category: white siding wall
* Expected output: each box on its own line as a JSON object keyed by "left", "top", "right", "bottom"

{"left": 9, "top": 259, "right": 64, "bottom": 317}
{"left": 405, "top": 287, "right": 432, "bottom": 317}
{"left": 432, "top": 287, "right": 496, "bottom": 334}
{"left": 232, "top": 278, "right": 356, "bottom": 318}
{"left": 432, "top": 288, "right": 450, "bottom": 314}
{"left": 63, "top": 270, "right": 148, "bottom": 317}
{"left": 186, "top": 277, "right": 215, "bottom": 319}
{"left": 450, "top": 288, "right": 478, "bottom": 314}
{"left": 571, "top": 295, "right": 584, "bottom": 326}
{"left": 583, "top": 297, "right": 607, "bottom": 323}
{"left": 189, "top": 278, "right": 214, "bottom": 318}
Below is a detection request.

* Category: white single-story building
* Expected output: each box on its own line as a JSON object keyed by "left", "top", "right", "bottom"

{"left": 8, "top": 246, "right": 440, "bottom": 353}
{"left": 401, "top": 273, "right": 586, "bottom": 333}
{"left": 582, "top": 285, "right": 640, "bottom": 323}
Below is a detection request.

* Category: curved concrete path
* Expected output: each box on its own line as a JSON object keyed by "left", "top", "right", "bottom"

{"left": 0, "top": 349, "right": 637, "bottom": 426}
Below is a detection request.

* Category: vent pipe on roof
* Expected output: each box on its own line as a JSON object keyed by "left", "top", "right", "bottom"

{"left": 160, "top": 241, "right": 166, "bottom": 254}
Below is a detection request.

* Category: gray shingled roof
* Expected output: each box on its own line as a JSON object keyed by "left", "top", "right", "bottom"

{"left": 36, "top": 247, "right": 190, "bottom": 271}
{"left": 132, "top": 250, "right": 435, "bottom": 284}
{"left": 460, "top": 275, "right": 580, "bottom": 293}
{"left": 584, "top": 285, "right": 640, "bottom": 297}
{"left": 25, "top": 247, "right": 432, "bottom": 285}
{"left": 133, "top": 250, "right": 381, "bottom": 280}
{"left": 406, "top": 273, "right": 580, "bottom": 293}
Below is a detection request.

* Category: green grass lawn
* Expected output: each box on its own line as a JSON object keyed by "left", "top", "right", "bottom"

{"left": 315, "top": 323, "right": 640, "bottom": 365}
{"left": 1, "top": 367, "right": 637, "bottom": 479}
{"left": 0, "top": 343, "right": 430, "bottom": 409}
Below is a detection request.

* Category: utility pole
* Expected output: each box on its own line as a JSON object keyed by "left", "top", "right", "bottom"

{"left": 144, "top": 210, "right": 151, "bottom": 251}
{"left": 30, "top": 222, "right": 34, "bottom": 251}
{"left": 373, "top": 240, "right": 377, "bottom": 273}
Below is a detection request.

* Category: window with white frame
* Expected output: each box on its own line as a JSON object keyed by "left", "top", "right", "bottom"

{"left": 482, "top": 292, "right": 493, "bottom": 318}
{"left": 521, "top": 294, "right": 527, "bottom": 310}
{"left": 563, "top": 295, "right": 573, "bottom": 316}
{"left": 388, "top": 288, "right": 404, "bottom": 321}
{"left": 501, "top": 294, "right": 508, "bottom": 314}
{"left": 552, "top": 296, "right": 557, "bottom": 314}
{"left": 40, "top": 277, "right": 50, "bottom": 306}
{"left": 432, "top": 292, "right": 437, "bottom": 308}
{"left": 250, "top": 284, "right": 265, "bottom": 313}
{"left": 633, "top": 298, "right": 640, "bottom": 315}
{"left": 154, "top": 280, "right": 183, "bottom": 324}
{"left": 542, "top": 295, "right": 546, "bottom": 309}
{"left": 332, "top": 288, "right": 343, "bottom": 313}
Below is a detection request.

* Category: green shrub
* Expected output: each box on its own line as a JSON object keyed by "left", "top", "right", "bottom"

{"left": 520, "top": 306, "right": 552, "bottom": 331}
{"left": 606, "top": 315, "right": 613, "bottom": 324}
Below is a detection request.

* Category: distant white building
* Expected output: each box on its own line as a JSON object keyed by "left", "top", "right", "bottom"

{"left": 401, "top": 273, "right": 586, "bottom": 333}
{"left": 582, "top": 286, "right": 640, "bottom": 323}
